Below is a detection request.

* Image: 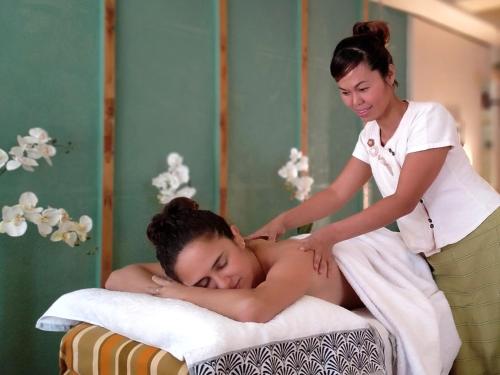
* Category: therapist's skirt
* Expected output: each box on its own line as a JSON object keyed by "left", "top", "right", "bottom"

{"left": 428, "top": 207, "right": 500, "bottom": 375}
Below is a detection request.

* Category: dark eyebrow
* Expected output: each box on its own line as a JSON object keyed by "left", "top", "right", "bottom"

{"left": 193, "top": 253, "right": 223, "bottom": 287}
{"left": 338, "top": 80, "right": 369, "bottom": 91}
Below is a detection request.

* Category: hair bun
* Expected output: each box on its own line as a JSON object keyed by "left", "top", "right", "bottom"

{"left": 163, "top": 197, "right": 199, "bottom": 216}
{"left": 352, "top": 21, "right": 390, "bottom": 46}
{"left": 147, "top": 197, "right": 198, "bottom": 247}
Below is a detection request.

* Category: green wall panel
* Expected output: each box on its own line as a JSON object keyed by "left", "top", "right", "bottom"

{"left": 113, "top": 0, "right": 217, "bottom": 267}
{"left": 367, "top": 3, "right": 408, "bottom": 213}
{"left": 227, "top": 0, "right": 301, "bottom": 234}
{"left": 0, "top": 1, "right": 103, "bottom": 373}
{"left": 308, "top": 0, "right": 365, "bottom": 225}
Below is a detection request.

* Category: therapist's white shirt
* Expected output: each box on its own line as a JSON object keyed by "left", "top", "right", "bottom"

{"left": 353, "top": 101, "right": 500, "bottom": 256}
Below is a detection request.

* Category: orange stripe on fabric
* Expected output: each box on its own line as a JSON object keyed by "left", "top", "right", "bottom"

{"left": 98, "top": 332, "right": 128, "bottom": 374}
{"left": 131, "top": 343, "right": 161, "bottom": 374}
{"left": 92, "top": 330, "right": 114, "bottom": 374}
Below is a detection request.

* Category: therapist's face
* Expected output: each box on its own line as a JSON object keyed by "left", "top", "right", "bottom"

{"left": 174, "top": 227, "right": 259, "bottom": 290}
{"left": 337, "top": 61, "right": 395, "bottom": 122}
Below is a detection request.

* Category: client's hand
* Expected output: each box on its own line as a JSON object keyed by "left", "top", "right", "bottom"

{"left": 246, "top": 215, "right": 286, "bottom": 242}
{"left": 149, "top": 275, "right": 184, "bottom": 298}
{"left": 298, "top": 233, "right": 334, "bottom": 277}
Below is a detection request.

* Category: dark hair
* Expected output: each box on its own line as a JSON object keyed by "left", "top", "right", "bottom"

{"left": 330, "top": 21, "right": 397, "bottom": 85}
{"left": 146, "top": 197, "right": 234, "bottom": 281}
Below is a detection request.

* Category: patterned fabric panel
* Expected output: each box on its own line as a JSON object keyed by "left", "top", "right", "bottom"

{"left": 59, "top": 323, "right": 188, "bottom": 375}
{"left": 190, "top": 328, "right": 387, "bottom": 375}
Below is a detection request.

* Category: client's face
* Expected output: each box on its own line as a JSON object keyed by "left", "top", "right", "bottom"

{"left": 174, "top": 229, "right": 258, "bottom": 290}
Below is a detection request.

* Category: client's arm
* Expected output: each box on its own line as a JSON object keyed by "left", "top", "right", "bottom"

{"left": 105, "top": 263, "right": 166, "bottom": 294}
{"left": 153, "top": 249, "right": 315, "bottom": 323}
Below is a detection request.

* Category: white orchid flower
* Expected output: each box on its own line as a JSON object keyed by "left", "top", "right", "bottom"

{"left": 18, "top": 192, "right": 43, "bottom": 221}
{"left": 152, "top": 173, "right": 168, "bottom": 190}
{"left": 25, "top": 127, "right": 51, "bottom": 144}
{"left": 296, "top": 155, "right": 309, "bottom": 172}
{"left": 7, "top": 146, "right": 39, "bottom": 171}
{"left": 58, "top": 208, "right": 71, "bottom": 223}
{"left": 167, "top": 152, "right": 183, "bottom": 168}
{"left": 289, "top": 148, "right": 302, "bottom": 163}
{"left": 0, "top": 148, "right": 8, "bottom": 169}
{"left": 35, "top": 143, "right": 56, "bottom": 166}
{"left": 31, "top": 207, "right": 62, "bottom": 237}
{"left": 293, "top": 176, "right": 314, "bottom": 201}
{"left": 172, "top": 164, "right": 190, "bottom": 184}
{"left": 75, "top": 215, "right": 93, "bottom": 241}
{"left": 50, "top": 221, "right": 78, "bottom": 247}
{"left": 153, "top": 152, "right": 196, "bottom": 205}
{"left": 0, "top": 205, "right": 28, "bottom": 237}
{"left": 279, "top": 148, "right": 314, "bottom": 202}
{"left": 278, "top": 161, "right": 298, "bottom": 181}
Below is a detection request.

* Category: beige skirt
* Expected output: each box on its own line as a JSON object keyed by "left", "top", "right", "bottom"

{"left": 427, "top": 207, "right": 500, "bottom": 375}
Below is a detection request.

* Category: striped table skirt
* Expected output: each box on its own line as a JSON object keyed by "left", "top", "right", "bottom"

{"left": 60, "top": 323, "right": 188, "bottom": 375}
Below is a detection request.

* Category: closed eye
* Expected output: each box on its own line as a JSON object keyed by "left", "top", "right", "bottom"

{"left": 216, "top": 257, "right": 227, "bottom": 270}
{"left": 196, "top": 277, "right": 210, "bottom": 288}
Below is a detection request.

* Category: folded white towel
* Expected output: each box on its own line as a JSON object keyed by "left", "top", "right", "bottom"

{"left": 333, "top": 228, "right": 461, "bottom": 375}
{"left": 36, "top": 289, "right": 371, "bottom": 365}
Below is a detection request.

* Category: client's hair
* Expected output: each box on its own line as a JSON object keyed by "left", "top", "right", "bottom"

{"left": 146, "top": 197, "right": 233, "bottom": 281}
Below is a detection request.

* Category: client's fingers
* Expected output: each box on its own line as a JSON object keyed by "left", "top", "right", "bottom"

{"left": 152, "top": 275, "right": 169, "bottom": 286}
{"left": 313, "top": 252, "right": 321, "bottom": 272}
{"left": 147, "top": 285, "right": 162, "bottom": 296}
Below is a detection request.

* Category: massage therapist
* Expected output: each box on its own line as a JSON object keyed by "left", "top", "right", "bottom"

{"left": 248, "top": 20, "right": 500, "bottom": 374}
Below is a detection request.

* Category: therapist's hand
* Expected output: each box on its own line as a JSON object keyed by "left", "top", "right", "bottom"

{"left": 298, "top": 232, "right": 334, "bottom": 277}
{"left": 245, "top": 215, "right": 287, "bottom": 242}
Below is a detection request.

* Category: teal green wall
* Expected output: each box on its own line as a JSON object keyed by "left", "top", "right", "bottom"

{"left": 113, "top": 0, "right": 217, "bottom": 267}
{"left": 0, "top": 1, "right": 406, "bottom": 373}
{"left": 0, "top": 1, "right": 103, "bottom": 373}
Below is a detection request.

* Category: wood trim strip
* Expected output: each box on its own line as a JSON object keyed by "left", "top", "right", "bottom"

{"left": 219, "top": 0, "right": 228, "bottom": 217}
{"left": 300, "top": 0, "right": 308, "bottom": 155}
{"left": 101, "top": 0, "right": 116, "bottom": 286}
{"left": 363, "top": 0, "right": 370, "bottom": 21}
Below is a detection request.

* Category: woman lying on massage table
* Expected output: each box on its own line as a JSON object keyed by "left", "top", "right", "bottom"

{"left": 105, "top": 197, "right": 363, "bottom": 323}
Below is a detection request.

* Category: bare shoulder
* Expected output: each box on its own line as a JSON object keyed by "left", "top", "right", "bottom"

{"left": 249, "top": 238, "right": 314, "bottom": 274}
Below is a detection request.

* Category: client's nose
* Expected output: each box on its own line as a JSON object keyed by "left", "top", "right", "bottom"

{"left": 214, "top": 274, "right": 232, "bottom": 289}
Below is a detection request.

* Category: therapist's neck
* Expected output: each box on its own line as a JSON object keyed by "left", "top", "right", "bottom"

{"left": 377, "top": 96, "right": 408, "bottom": 140}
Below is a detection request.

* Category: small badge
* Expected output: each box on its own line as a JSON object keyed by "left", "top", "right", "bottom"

{"left": 367, "top": 138, "right": 374, "bottom": 147}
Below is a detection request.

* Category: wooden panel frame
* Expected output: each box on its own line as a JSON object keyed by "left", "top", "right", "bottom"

{"left": 101, "top": 0, "right": 115, "bottom": 286}
{"left": 300, "top": 0, "right": 309, "bottom": 155}
{"left": 219, "top": 0, "right": 228, "bottom": 217}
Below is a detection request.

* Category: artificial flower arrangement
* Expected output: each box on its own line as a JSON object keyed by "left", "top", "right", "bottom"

{"left": 0, "top": 128, "right": 92, "bottom": 247}
{"left": 152, "top": 152, "right": 196, "bottom": 204}
{"left": 278, "top": 147, "right": 314, "bottom": 234}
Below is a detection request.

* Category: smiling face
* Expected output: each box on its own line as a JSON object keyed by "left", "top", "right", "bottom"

{"left": 337, "top": 61, "right": 395, "bottom": 122}
{"left": 174, "top": 226, "right": 261, "bottom": 290}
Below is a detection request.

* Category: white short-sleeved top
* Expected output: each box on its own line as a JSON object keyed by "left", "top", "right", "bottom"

{"left": 352, "top": 101, "right": 500, "bottom": 256}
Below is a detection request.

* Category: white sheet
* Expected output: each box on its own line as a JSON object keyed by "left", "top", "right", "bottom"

{"left": 333, "top": 228, "right": 460, "bottom": 375}
{"left": 36, "top": 288, "right": 373, "bottom": 366}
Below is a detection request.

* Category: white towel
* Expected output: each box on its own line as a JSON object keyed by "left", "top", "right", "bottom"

{"left": 333, "top": 228, "right": 461, "bottom": 375}
{"left": 36, "top": 288, "right": 372, "bottom": 366}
